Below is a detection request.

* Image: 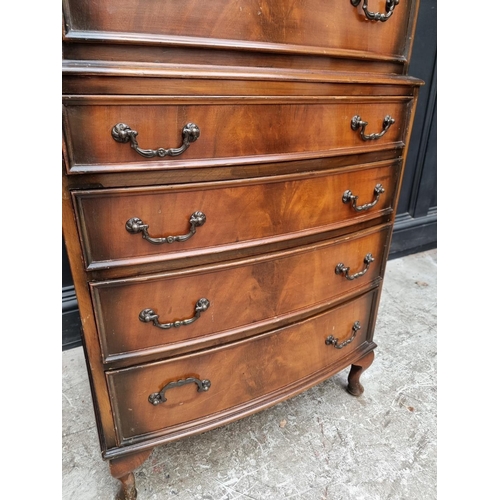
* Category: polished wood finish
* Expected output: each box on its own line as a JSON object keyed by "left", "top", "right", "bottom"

{"left": 63, "top": 0, "right": 415, "bottom": 64}
{"left": 347, "top": 350, "right": 376, "bottom": 396}
{"left": 64, "top": 97, "right": 410, "bottom": 173}
{"left": 92, "top": 225, "right": 389, "bottom": 363}
{"left": 75, "top": 164, "right": 398, "bottom": 269}
{"left": 107, "top": 290, "right": 377, "bottom": 444}
{"left": 62, "top": 1, "right": 422, "bottom": 497}
{"left": 62, "top": 69, "right": 421, "bottom": 98}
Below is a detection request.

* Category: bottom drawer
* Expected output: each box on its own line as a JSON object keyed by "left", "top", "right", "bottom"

{"left": 107, "top": 288, "right": 378, "bottom": 444}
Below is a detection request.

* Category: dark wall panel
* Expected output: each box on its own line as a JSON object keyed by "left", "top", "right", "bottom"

{"left": 390, "top": 0, "right": 437, "bottom": 259}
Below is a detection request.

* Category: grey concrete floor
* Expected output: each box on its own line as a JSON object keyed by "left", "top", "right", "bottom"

{"left": 62, "top": 249, "right": 437, "bottom": 500}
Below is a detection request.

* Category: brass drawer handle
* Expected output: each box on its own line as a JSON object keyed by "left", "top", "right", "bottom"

{"left": 336, "top": 253, "right": 374, "bottom": 280}
{"left": 342, "top": 184, "right": 385, "bottom": 212}
{"left": 139, "top": 298, "right": 210, "bottom": 330}
{"left": 326, "top": 321, "right": 361, "bottom": 349}
{"left": 112, "top": 122, "right": 200, "bottom": 158}
{"left": 148, "top": 377, "right": 212, "bottom": 406}
{"left": 351, "top": 0, "right": 399, "bottom": 22}
{"left": 351, "top": 115, "right": 395, "bottom": 141}
{"left": 125, "top": 211, "right": 206, "bottom": 245}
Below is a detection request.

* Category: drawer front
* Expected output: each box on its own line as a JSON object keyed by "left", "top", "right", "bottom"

{"left": 64, "top": 98, "right": 410, "bottom": 173}
{"left": 107, "top": 288, "right": 377, "bottom": 443}
{"left": 64, "top": 0, "right": 414, "bottom": 61}
{"left": 92, "top": 225, "right": 390, "bottom": 361}
{"left": 75, "top": 163, "right": 398, "bottom": 270}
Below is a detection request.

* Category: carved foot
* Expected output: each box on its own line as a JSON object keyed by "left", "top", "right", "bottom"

{"left": 347, "top": 351, "right": 375, "bottom": 396}
{"left": 109, "top": 449, "right": 152, "bottom": 500}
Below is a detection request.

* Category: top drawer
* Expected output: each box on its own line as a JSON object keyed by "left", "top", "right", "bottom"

{"left": 63, "top": 0, "right": 417, "bottom": 63}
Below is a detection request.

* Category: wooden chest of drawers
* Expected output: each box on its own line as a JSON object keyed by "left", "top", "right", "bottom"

{"left": 62, "top": 1, "right": 423, "bottom": 498}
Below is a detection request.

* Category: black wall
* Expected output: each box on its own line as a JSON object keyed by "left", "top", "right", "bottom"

{"left": 390, "top": 0, "right": 437, "bottom": 259}
{"left": 62, "top": 240, "right": 82, "bottom": 350}
{"left": 62, "top": 1, "right": 437, "bottom": 350}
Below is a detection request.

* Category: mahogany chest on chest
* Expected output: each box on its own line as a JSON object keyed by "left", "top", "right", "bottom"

{"left": 62, "top": 1, "right": 423, "bottom": 497}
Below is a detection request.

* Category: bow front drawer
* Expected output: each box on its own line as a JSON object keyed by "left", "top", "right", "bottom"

{"left": 63, "top": 97, "right": 411, "bottom": 173}
{"left": 73, "top": 163, "right": 398, "bottom": 270}
{"left": 63, "top": 0, "right": 415, "bottom": 63}
{"left": 106, "top": 288, "right": 378, "bottom": 445}
{"left": 91, "top": 225, "right": 390, "bottom": 362}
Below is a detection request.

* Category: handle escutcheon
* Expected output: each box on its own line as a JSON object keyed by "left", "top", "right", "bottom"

{"left": 326, "top": 321, "right": 361, "bottom": 349}
{"left": 351, "top": 115, "right": 395, "bottom": 141}
{"left": 351, "top": 0, "right": 399, "bottom": 22}
{"left": 112, "top": 122, "right": 200, "bottom": 158}
{"left": 148, "top": 377, "right": 212, "bottom": 406}
{"left": 342, "top": 184, "right": 385, "bottom": 212}
{"left": 139, "top": 298, "right": 210, "bottom": 330}
{"left": 125, "top": 211, "right": 206, "bottom": 245}
{"left": 336, "top": 253, "right": 374, "bottom": 280}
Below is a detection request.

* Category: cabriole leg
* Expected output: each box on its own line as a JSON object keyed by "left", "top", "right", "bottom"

{"left": 347, "top": 351, "right": 375, "bottom": 396}
{"left": 109, "top": 449, "right": 152, "bottom": 500}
